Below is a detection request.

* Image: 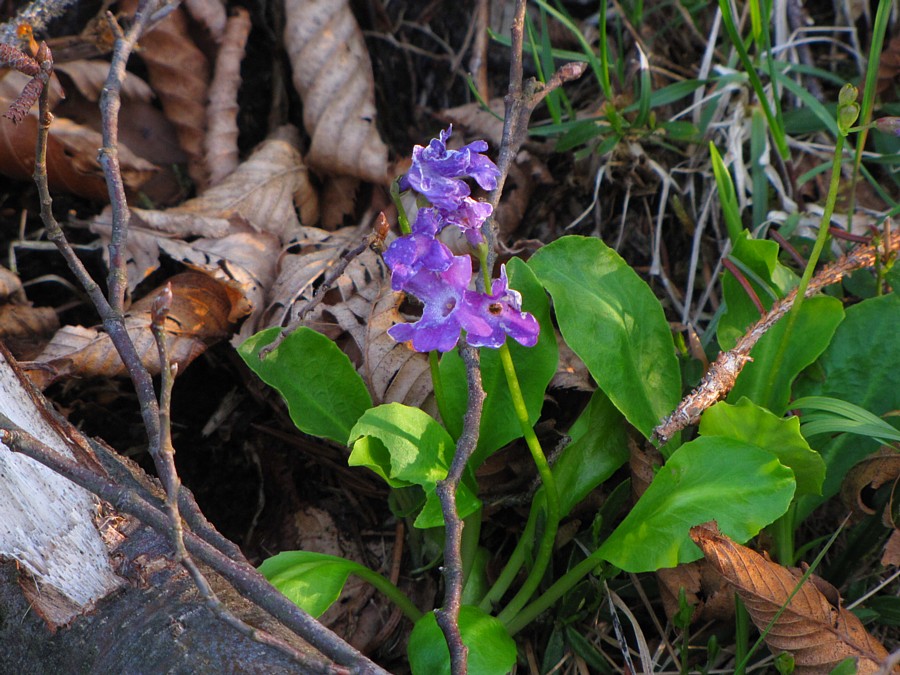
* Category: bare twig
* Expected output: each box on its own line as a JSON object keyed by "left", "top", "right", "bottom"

{"left": 653, "top": 234, "right": 900, "bottom": 444}
{"left": 0, "top": 417, "right": 386, "bottom": 675}
{"left": 434, "top": 344, "right": 485, "bottom": 675}
{"left": 484, "top": 0, "right": 586, "bottom": 273}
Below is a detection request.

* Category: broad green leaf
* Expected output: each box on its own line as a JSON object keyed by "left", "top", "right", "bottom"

{"left": 553, "top": 389, "right": 629, "bottom": 517}
{"left": 728, "top": 295, "right": 844, "bottom": 414}
{"left": 529, "top": 236, "right": 680, "bottom": 440}
{"left": 238, "top": 327, "right": 372, "bottom": 445}
{"left": 718, "top": 231, "right": 795, "bottom": 350}
{"left": 408, "top": 606, "right": 516, "bottom": 675}
{"left": 259, "top": 551, "right": 363, "bottom": 618}
{"left": 348, "top": 404, "right": 481, "bottom": 527}
{"left": 597, "top": 436, "right": 795, "bottom": 572}
{"left": 440, "top": 258, "right": 557, "bottom": 467}
{"left": 795, "top": 293, "right": 900, "bottom": 521}
{"left": 699, "top": 399, "right": 824, "bottom": 496}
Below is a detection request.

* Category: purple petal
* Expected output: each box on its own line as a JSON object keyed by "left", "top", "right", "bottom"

{"left": 440, "top": 198, "right": 492, "bottom": 246}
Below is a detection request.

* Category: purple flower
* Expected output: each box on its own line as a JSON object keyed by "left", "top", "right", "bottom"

{"left": 401, "top": 126, "right": 501, "bottom": 211}
{"left": 388, "top": 255, "right": 493, "bottom": 353}
{"left": 383, "top": 208, "right": 454, "bottom": 290}
{"left": 440, "top": 197, "right": 493, "bottom": 246}
{"left": 875, "top": 116, "right": 900, "bottom": 136}
{"left": 463, "top": 266, "right": 540, "bottom": 349}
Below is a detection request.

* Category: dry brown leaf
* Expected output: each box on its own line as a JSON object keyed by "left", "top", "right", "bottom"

{"left": 284, "top": 0, "right": 390, "bottom": 184}
{"left": 549, "top": 333, "right": 593, "bottom": 391}
{"left": 206, "top": 7, "right": 252, "bottom": 186}
{"left": 183, "top": 0, "right": 228, "bottom": 43}
{"left": 882, "top": 530, "right": 900, "bottom": 567}
{"left": 129, "top": 0, "right": 211, "bottom": 187}
{"left": 877, "top": 35, "right": 900, "bottom": 96}
{"left": 439, "top": 98, "right": 507, "bottom": 147}
{"left": 157, "top": 231, "right": 281, "bottom": 342}
{"left": 691, "top": 522, "right": 895, "bottom": 674}
{"left": 53, "top": 60, "right": 154, "bottom": 103}
{"left": 840, "top": 447, "right": 900, "bottom": 521}
{"left": 0, "top": 76, "right": 156, "bottom": 200}
{"left": 23, "top": 272, "right": 243, "bottom": 389}
{"left": 261, "top": 225, "right": 432, "bottom": 408}
{"left": 90, "top": 126, "right": 317, "bottom": 290}
{"left": 0, "top": 266, "right": 26, "bottom": 303}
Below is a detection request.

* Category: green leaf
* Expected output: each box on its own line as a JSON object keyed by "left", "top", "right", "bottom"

{"left": 408, "top": 606, "right": 517, "bottom": 675}
{"left": 597, "top": 436, "right": 796, "bottom": 572}
{"left": 710, "top": 143, "right": 743, "bottom": 243}
{"left": 529, "top": 236, "right": 680, "bottom": 440}
{"left": 238, "top": 327, "right": 372, "bottom": 445}
{"left": 795, "top": 293, "right": 900, "bottom": 520}
{"left": 699, "top": 399, "right": 824, "bottom": 496}
{"left": 792, "top": 396, "right": 900, "bottom": 444}
{"left": 727, "top": 295, "right": 844, "bottom": 414}
{"left": 718, "top": 231, "right": 795, "bottom": 350}
{"left": 553, "top": 390, "right": 629, "bottom": 516}
{"left": 348, "top": 404, "right": 481, "bottom": 527}
{"left": 440, "top": 258, "right": 557, "bottom": 467}
{"left": 259, "top": 551, "right": 363, "bottom": 618}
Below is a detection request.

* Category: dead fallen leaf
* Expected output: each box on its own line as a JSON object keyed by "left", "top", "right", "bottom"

{"left": 128, "top": 0, "right": 211, "bottom": 188}
{"left": 841, "top": 447, "right": 900, "bottom": 521}
{"left": 284, "top": 0, "right": 390, "bottom": 184}
{"left": 23, "top": 272, "right": 243, "bottom": 389}
{"left": 54, "top": 59, "right": 154, "bottom": 103}
{"left": 691, "top": 522, "right": 895, "bottom": 674}
{"left": 0, "top": 76, "right": 157, "bottom": 201}
{"left": 882, "top": 530, "right": 900, "bottom": 567}
{"left": 183, "top": 0, "right": 228, "bottom": 43}
{"left": 439, "top": 98, "right": 507, "bottom": 147}
{"left": 90, "top": 126, "right": 318, "bottom": 291}
{"left": 206, "top": 8, "right": 252, "bottom": 186}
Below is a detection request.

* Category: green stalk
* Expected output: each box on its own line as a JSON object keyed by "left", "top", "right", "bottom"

{"left": 495, "top": 343, "right": 560, "bottom": 626}
{"left": 505, "top": 547, "right": 605, "bottom": 635}
{"left": 351, "top": 565, "right": 423, "bottom": 622}
{"left": 429, "top": 350, "right": 449, "bottom": 426}
{"left": 478, "top": 508, "right": 536, "bottom": 612}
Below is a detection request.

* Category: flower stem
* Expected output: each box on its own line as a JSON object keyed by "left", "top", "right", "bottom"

{"left": 429, "top": 350, "right": 449, "bottom": 425}
{"left": 495, "top": 342, "right": 560, "bottom": 626}
{"left": 478, "top": 506, "right": 537, "bottom": 612}
{"left": 351, "top": 565, "right": 423, "bottom": 623}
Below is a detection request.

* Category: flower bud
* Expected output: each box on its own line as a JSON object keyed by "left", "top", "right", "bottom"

{"left": 875, "top": 116, "right": 900, "bottom": 136}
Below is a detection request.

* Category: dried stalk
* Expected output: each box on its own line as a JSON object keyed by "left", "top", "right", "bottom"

{"left": 653, "top": 234, "right": 900, "bottom": 445}
{"left": 434, "top": 344, "right": 484, "bottom": 675}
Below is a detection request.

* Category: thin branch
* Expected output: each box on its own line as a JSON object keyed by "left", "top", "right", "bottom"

{"left": 653, "top": 234, "right": 900, "bottom": 444}
{"left": 434, "top": 343, "right": 485, "bottom": 675}
{"left": 0, "top": 417, "right": 387, "bottom": 675}
{"left": 484, "top": 0, "right": 586, "bottom": 272}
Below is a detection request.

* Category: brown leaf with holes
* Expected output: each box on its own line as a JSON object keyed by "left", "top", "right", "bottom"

{"left": 691, "top": 522, "right": 895, "bottom": 674}
{"left": 206, "top": 8, "right": 252, "bottom": 186}
{"left": 284, "top": 0, "right": 390, "bottom": 184}
{"left": 22, "top": 272, "right": 244, "bottom": 389}
{"left": 127, "top": 0, "right": 211, "bottom": 187}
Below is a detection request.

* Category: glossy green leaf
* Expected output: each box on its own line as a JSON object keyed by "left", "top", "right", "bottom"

{"left": 529, "top": 236, "right": 680, "bottom": 440}
{"left": 699, "top": 398, "right": 824, "bottom": 496}
{"left": 408, "top": 606, "right": 516, "bottom": 675}
{"left": 238, "top": 327, "right": 372, "bottom": 445}
{"left": 597, "top": 436, "right": 795, "bottom": 572}
{"left": 553, "top": 389, "right": 629, "bottom": 516}
{"left": 718, "top": 231, "right": 795, "bottom": 350}
{"left": 348, "top": 404, "right": 481, "bottom": 527}
{"left": 728, "top": 295, "right": 844, "bottom": 414}
{"left": 259, "top": 551, "right": 363, "bottom": 618}
{"left": 440, "top": 258, "right": 557, "bottom": 467}
{"left": 795, "top": 293, "right": 900, "bottom": 520}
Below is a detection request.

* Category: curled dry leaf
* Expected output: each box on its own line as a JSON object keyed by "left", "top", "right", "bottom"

{"left": 206, "top": 7, "right": 252, "bottom": 186}
{"left": 90, "top": 126, "right": 318, "bottom": 290}
{"left": 284, "top": 0, "right": 390, "bottom": 184}
{"left": 22, "top": 272, "right": 245, "bottom": 389}
{"left": 183, "top": 0, "right": 228, "bottom": 43}
{"left": 690, "top": 522, "right": 895, "bottom": 674}
{"left": 128, "top": 0, "right": 211, "bottom": 187}
{"left": 840, "top": 447, "right": 900, "bottom": 521}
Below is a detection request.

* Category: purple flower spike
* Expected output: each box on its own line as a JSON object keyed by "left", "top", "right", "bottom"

{"left": 441, "top": 197, "right": 493, "bottom": 246}
{"left": 463, "top": 265, "right": 540, "bottom": 349}
{"left": 383, "top": 233, "right": 454, "bottom": 290}
{"left": 388, "top": 255, "right": 490, "bottom": 353}
{"left": 403, "top": 125, "right": 501, "bottom": 211}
